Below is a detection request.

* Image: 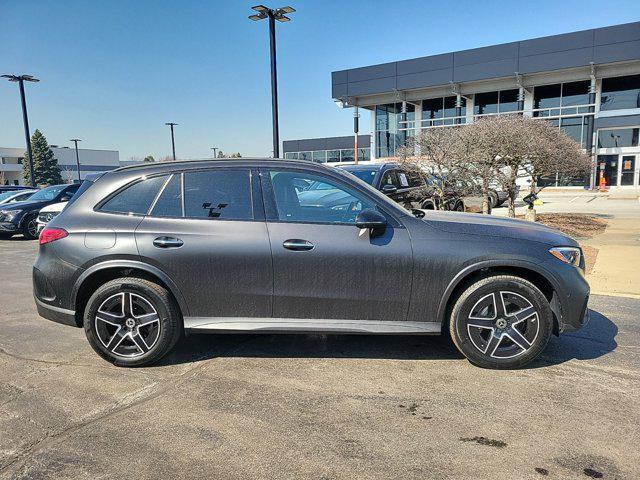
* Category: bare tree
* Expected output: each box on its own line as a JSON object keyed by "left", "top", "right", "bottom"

{"left": 397, "top": 128, "right": 476, "bottom": 210}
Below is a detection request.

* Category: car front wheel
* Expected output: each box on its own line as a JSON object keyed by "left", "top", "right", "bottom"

{"left": 84, "top": 277, "right": 182, "bottom": 367}
{"left": 449, "top": 275, "right": 553, "bottom": 369}
{"left": 22, "top": 215, "right": 39, "bottom": 240}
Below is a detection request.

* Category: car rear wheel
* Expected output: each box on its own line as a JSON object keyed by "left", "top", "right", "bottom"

{"left": 449, "top": 275, "right": 553, "bottom": 369}
{"left": 84, "top": 277, "right": 182, "bottom": 367}
{"left": 22, "top": 215, "right": 38, "bottom": 240}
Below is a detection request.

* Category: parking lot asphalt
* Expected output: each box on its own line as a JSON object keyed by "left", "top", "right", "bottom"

{"left": 0, "top": 238, "right": 638, "bottom": 480}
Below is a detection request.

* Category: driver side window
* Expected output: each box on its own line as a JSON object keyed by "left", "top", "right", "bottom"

{"left": 269, "top": 171, "right": 375, "bottom": 225}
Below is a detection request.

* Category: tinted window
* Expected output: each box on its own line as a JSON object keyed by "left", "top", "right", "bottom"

{"left": 597, "top": 128, "right": 639, "bottom": 148}
{"left": 65, "top": 180, "right": 94, "bottom": 207}
{"left": 381, "top": 170, "right": 399, "bottom": 188}
{"left": 269, "top": 171, "right": 375, "bottom": 225}
{"left": 534, "top": 84, "right": 561, "bottom": 114}
{"left": 100, "top": 175, "right": 167, "bottom": 215}
{"left": 345, "top": 168, "right": 378, "bottom": 185}
{"left": 184, "top": 169, "right": 253, "bottom": 220}
{"left": 151, "top": 174, "right": 183, "bottom": 217}
{"left": 601, "top": 74, "right": 640, "bottom": 111}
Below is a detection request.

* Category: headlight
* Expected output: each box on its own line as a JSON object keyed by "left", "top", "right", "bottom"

{"left": 549, "top": 247, "right": 582, "bottom": 267}
{"left": 0, "top": 209, "right": 21, "bottom": 222}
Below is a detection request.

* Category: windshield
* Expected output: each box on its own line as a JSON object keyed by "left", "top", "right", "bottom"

{"left": 308, "top": 181, "right": 338, "bottom": 191}
{"left": 342, "top": 168, "right": 378, "bottom": 185}
{"left": 65, "top": 179, "right": 94, "bottom": 207}
{"left": 0, "top": 191, "right": 22, "bottom": 202}
{"left": 27, "top": 185, "right": 67, "bottom": 201}
{"left": 332, "top": 168, "right": 409, "bottom": 217}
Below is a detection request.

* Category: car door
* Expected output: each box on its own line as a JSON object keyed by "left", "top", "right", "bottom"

{"left": 261, "top": 167, "right": 413, "bottom": 322}
{"left": 135, "top": 168, "right": 272, "bottom": 320}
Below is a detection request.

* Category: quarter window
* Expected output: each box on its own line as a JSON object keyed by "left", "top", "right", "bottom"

{"left": 269, "top": 171, "right": 375, "bottom": 224}
{"left": 184, "top": 169, "right": 253, "bottom": 220}
{"left": 151, "top": 174, "right": 183, "bottom": 217}
{"left": 100, "top": 175, "right": 168, "bottom": 215}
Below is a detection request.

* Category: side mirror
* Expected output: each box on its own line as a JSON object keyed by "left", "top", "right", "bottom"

{"left": 355, "top": 209, "right": 387, "bottom": 230}
{"left": 381, "top": 184, "right": 397, "bottom": 195}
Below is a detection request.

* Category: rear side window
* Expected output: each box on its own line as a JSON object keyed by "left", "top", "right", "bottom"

{"left": 100, "top": 175, "right": 168, "bottom": 215}
{"left": 184, "top": 169, "right": 253, "bottom": 220}
{"left": 151, "top": 174, "right": 183, "bottom": 217}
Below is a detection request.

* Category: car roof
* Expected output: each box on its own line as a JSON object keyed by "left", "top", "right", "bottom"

{"left": 338, "top": 162, "right": 399, "bottom": 171}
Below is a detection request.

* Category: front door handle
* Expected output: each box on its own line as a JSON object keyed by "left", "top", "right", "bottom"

{"left": 283, "top": 239, "right": 314, "bottom": 251}
{"left": 153, "top": 236, "right": 184, "bottom": 248}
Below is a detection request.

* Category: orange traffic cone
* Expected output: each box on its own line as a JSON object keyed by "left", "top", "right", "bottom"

{"left": 598, "top": 175, "right": 607, "bottom": 192}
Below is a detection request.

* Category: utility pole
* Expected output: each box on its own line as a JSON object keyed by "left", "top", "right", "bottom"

{"left": 353, "top": 107, "right": 360, "bottom": 165}
{"left": 2, "top": 74, "right": 39, "bottom": 186}
{"left": 165, "top": 122, "right": 178, "bottom": 160}
{"left": 211, "top": 147, "right": 218, "bottom": 159}
{"left": 70, "top": 138, "right": 82, "bottom": 183}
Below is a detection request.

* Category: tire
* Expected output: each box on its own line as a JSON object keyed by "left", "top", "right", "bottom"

{"left": 454, "top": 201, "right": 465, "bottom": 212}
{"left": 488, "top": 191, "right": 498, "bottom": 209}
{"left": 449, "top": 275, "right": 553, "bottom": 369}
{"left": 21, "top": 215, "right": 38, "bottom": 240}
{"left": 84, "top": 277, "right": 182, "bottom": 367}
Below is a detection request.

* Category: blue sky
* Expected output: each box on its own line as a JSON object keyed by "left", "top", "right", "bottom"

{"left": 1, "top": 0, "right": 638, "bottom": 161}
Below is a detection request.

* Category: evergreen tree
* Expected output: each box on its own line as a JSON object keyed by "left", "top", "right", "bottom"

{"left": 143, "top": 155, "right": 155, "bottom": 162}
{"left": 22, "top": 129, "right": 63, "bottom": 186}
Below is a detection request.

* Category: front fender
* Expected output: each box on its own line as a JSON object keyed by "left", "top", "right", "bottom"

{"left": 436, "top": 258, "right": 564, "bottom": 325}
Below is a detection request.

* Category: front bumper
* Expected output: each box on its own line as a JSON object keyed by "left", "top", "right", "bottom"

{"left": 0, "top": 222, "right": 19, "bottom": 233}
{"left": 548, "top": 261, "right": 590, "bottom": 334}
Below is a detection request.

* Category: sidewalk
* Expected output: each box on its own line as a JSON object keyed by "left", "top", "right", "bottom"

{"left": 584, "top": 215, "right": 640, "bottom": 298}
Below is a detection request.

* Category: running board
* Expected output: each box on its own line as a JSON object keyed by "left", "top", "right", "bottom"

{"left": 184, "top": 317, "right": 441, "bottom": 335}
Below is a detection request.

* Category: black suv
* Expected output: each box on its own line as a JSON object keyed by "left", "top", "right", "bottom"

{"left": 34, "top": 159, "right": 589, "bottom": 369}
{"left": 339, "top": 163, "right": 466, "bottom": 211}
{"left": 0, "top": 183, "right": 79, "bottom": 239}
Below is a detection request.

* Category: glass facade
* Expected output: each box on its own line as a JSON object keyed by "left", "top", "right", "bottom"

{"left": 422, "top": 96, "right": 466, "bottom": 126}
{"left": 533, "top": 81, "right": 591, "bottom": 116}
{"left": 597, "top": 128, "right": 640, "bottom": 148}
{"left": 474, "top": 89, "right": 519, "bottom": 116}
{"left": 284, "top": 148, "right": 370, "bottom": 163}
{"left": 600, "top": 74, "right": 640, "bottom": 111}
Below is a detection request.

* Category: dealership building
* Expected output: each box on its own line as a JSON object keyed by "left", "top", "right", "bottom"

{"left": 285, "top": 21, "right": 640, "bottom": 190}
{"left": 0, "top": 146, "right": 120, "bottom": 185}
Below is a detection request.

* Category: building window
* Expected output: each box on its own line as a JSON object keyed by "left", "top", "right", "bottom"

{"left": 312, "top": 151, "right": 327, "bottom": 163}
{"left": 473, "top": 90, "right": 519, "bottom": 116}
{"left": 600, "top": 75, "right": 640, "bottom": 111}
{"left": 423, "top": 96, "right": 466, "bottom": 126}
{"left": 560, "top": 117, "right": 588, "bottom": 148}
{"left": 597, "top": 128, "right": 640, "bottom": 148}
{"left": 534, "top": 81, "right": 591, "bottom": 116}
{"left": 327, "top": 150, "right": 340, "bottom": 163}
{"left": 283, "top": 148, "right": 371, "bottom": 163}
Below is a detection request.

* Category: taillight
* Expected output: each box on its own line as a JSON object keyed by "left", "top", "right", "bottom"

{"left": 39, "top": 227, "right": 68, "bottom": 245}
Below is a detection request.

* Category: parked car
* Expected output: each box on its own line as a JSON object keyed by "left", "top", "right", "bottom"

{"left": 339, "top": 162, "right": 481, "bottom": 212}
{"left": 36, "top": 174, "right": 103, "bottom": 234}
{"left": 0, "top": 183, "right": 80, "bottom": 239}
{"left": 34, "top": 159, "right": 589, "bottom": 369}
{"left": 0, "top": 185, "right": 35, "bottom": 195}
{"left": 0, "top": 189, "right": 37, "bottom": 206}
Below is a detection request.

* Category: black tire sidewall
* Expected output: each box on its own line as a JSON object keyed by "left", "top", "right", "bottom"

{"left": 450, "top": 276, "right": 553, "bottom": 369}
{"left": 84, "top": 278, "right": 181, "bottom": 367}
{"left": 22, "top": 215, "right": 38, "bottom": 240}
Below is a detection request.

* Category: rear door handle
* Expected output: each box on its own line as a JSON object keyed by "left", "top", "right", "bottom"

{"left": 283, "top": 239, "right": 314, "bottom": 251}
{"left": 153, "top": 236, "right": 184, "bottom": 248}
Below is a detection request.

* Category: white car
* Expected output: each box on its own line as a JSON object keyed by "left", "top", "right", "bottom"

{"left": 0, "top": 189, "right": 38, "bottom": 206}
{"left": 37, "top": 201, "right": 68, "bottom": 234}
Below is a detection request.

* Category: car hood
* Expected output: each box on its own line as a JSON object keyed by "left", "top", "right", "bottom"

{"left": 39, "top": 201, "right": 67, "bottom": 214}
{"left": 0, "top": 199, "right": 47, "bottom": 211}
{"left": 421, "top": 210, "right": 578, "bottom": 247}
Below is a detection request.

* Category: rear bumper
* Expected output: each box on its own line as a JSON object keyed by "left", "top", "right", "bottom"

{"left": 34, "top": 295, "right": 78, "bottom": 327}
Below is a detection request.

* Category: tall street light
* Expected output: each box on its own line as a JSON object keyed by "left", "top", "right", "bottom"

{"left": 249, "top": 5, "right": 295, "bottom": 158}
{"left": 211, "top": 147, "right": 218, "bottom": 159}
{"left": 70, "top": 138, "right": 82, "bottom": 183}
{"left": 165, "top": 122, "right": 178, "bottom": 161}
{"left": 2, "top": 74, "right": 39, "bottom": 187}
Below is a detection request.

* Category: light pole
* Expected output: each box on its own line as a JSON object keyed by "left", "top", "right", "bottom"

{"left": 249, "top": 5, "right": 295, "bottom": 158}
{"left": 70, "top": 139, "right": 82, "bottom": 183}
{"left": 2, "top": 74, "right": 39, "bottom": 187}
{"left": 165, "top": 122, "right": 178, "bottom": 161}
{"left": 211, "top": 147, "right": 218, "bottom": 159}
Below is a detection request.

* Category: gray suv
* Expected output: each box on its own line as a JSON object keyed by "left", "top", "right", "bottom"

{"left": 33, "top": 159, "right": 589, "bottom": 369}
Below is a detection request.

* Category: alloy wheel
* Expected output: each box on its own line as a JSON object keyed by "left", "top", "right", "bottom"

{"left": 95, "top": 292, "right": 161, "bottom": 358}
{"left": 464, "top": 291, "right": 539, "bottom": 359}
{"left": 27, "top": 218, "right": 38, "bottom": 238}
